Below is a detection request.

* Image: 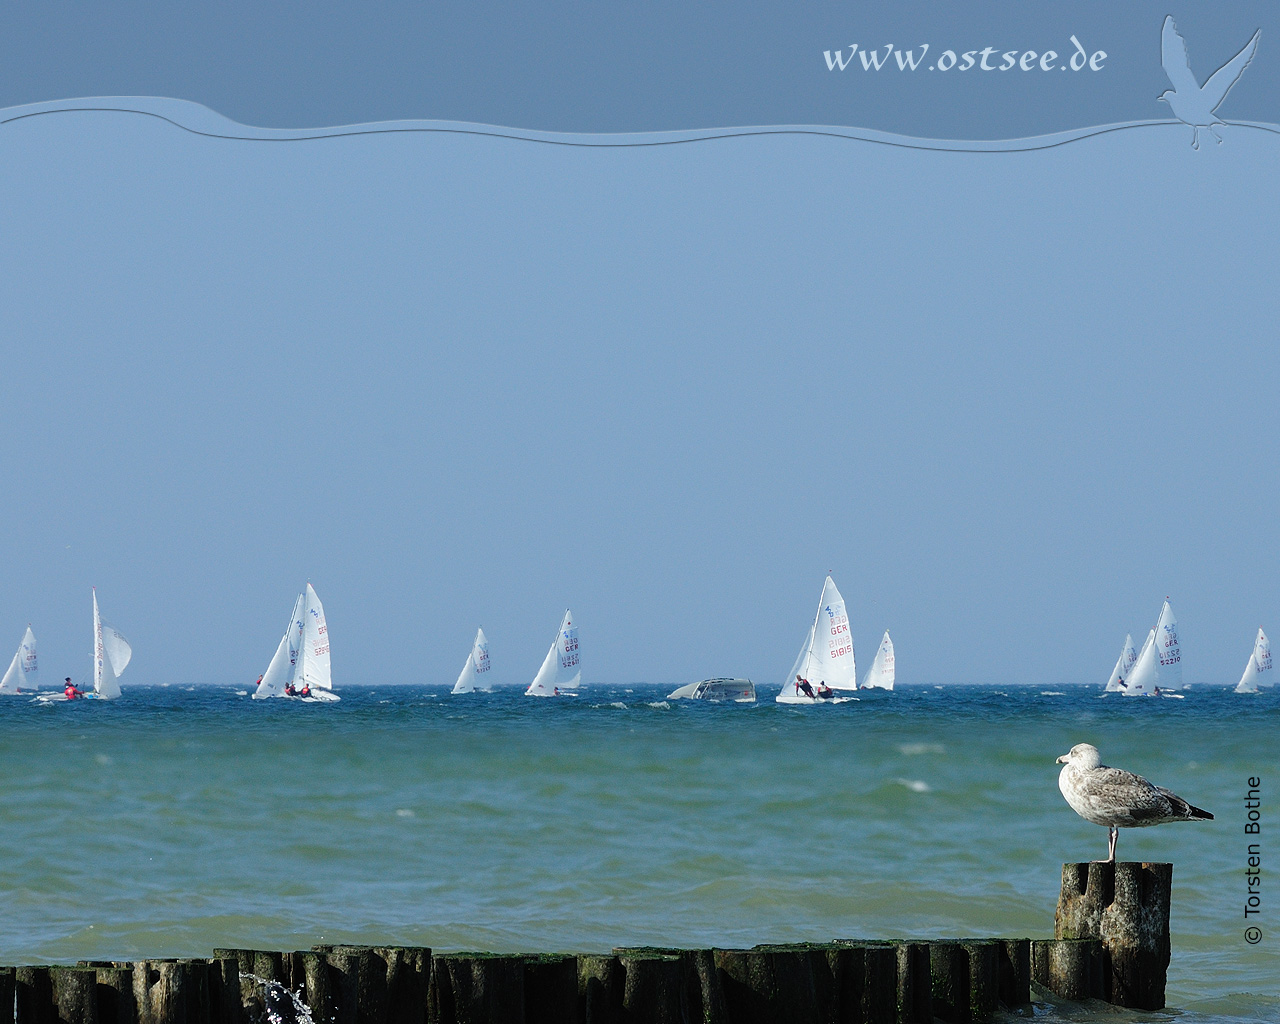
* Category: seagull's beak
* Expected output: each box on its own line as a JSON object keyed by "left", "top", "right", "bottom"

{"left": 1055, "top": 754, "right": 1068, "bottom": 764}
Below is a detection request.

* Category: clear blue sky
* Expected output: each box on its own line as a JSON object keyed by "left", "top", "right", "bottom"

{"left": 1, "top": 6, "right": 1277, "bottom": 688}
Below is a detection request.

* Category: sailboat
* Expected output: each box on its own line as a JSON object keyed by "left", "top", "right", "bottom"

{"left": 1119, "top": 599, "right": 1181, "bottom": 696}
{"left": 0, "top": 627, "right": 38, "bottom": 694}
{"left": 1235, "top": 628, "right": 1272, "bottom": 694}
{"left": 861, "top": 631, "right": 895, "bottom": 690}
{"left": 777, "top": 576, "right": 859, "bottom": 704}
{"left": 252, "top": 584, "right": 339, "bottom": 701}
{"left": 1104, "top": 633, "right": 1139, "bottom": 691}
{"left": 452, "top": 628, "right": 493, "bottom": 693}
{"left": 525, "top": 609, "right": 579, "bottom": 697}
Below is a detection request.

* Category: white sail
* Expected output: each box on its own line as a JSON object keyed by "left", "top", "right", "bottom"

{"left": 1104, "top": 633, "right": 1139, "bottom": 691}
{"left": 1, "top": 626, "right": 37, "bottom": 694}
{"left": 525, "top": 609, "right": 580, "bottom": 696}
{"left": 253, "top": 593, "right": 305, "bottom": 699}
{"left": 1122, "top": 599, "right": 1180, "bottom": 696}
{"left": 297, "top": 583, "right": 333, "bottom": 691}
{"left": 861, "top": 631, "right": 895, "bottom": 690}
{"left": 776, "top": 576, "right": 857, "bottom": 703}
{"left": 92, "top": 589, "right": 127, "bottom": 699}
{"left": 453, "top": 627, "right": 493, "bottom": 693}
{"left": 1123, "top": 628, "right": 1158, "bottom": 695}
{"left": 1235, "top": 628, "right": 1272, "bottom": 693}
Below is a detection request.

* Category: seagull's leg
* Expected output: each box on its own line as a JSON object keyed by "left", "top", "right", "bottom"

{"left": 1210, "top": 123, "right": 1224, "bottom": 145}
{"left": 1108, "top": 827, "right": 1118, "bottom": 863}
{"left": 1191, "top": 126, "right": 1201, "bottom": 150}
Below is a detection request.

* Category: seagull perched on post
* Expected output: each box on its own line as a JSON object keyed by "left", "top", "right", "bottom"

{"left": 1159, "top": 15, "right": 1260, "bottom": 150}
{"left": 1056, "top": 743, "right": 1213, "bottom": 862}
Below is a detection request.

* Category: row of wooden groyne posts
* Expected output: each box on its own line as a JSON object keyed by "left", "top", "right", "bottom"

{"left": 1, "top": 863, "right": 1174, "bottom": 1024}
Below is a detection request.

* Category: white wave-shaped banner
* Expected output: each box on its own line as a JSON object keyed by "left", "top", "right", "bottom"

{"left": 5, "top": 96, "right": 1279, "bottom": 152}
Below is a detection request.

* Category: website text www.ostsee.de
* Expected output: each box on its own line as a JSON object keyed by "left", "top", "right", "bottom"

{"left": 823, "top": 36, "right": 1106, "bottom": 73}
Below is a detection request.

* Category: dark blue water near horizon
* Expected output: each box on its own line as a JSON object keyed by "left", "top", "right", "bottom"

{"left": 1, "top": 683, "right": 1276, "bottom": 1023}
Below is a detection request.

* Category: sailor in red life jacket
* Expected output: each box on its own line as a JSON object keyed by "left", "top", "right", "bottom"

{"left": 299, "top": 683, "right": 311, "bottom": 698}
{"left": 64, "top": 677, "right": 83, "bottom": 700}
{"left": 795, "top": 675, "right": 816, "bottom": 699}
{"left": 285, "top": 682, "right": 296, "bottom": 696}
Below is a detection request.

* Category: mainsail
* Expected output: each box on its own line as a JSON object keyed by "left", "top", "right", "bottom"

{"left": 297, "top": 583, "right": 332, "bottom": 691}
{"left": 777, "top": 576, "right": 857, "bottom": 703}
{"left": 526, "top": 609, "right": 579, "bottom": 696}
{"left": 0, "top": 626, "right": 37, "bottom": 694}
{"left": 92, "top": 588, "right": 131, "bottom": 699}
{"left": 453, "top": 627, "right": 492, "bottom": 693}
{"left": 1104, "top": 633, "right": 1139, "bottom": 691}
{"left": 1122, "top": 600, "right": 1180, "bottom": 696}
{"left": 1235, "top": 628, "right": 1272, "bottom": 694}
{"left": 861, "top": 630, "right": 895, "bottom": 690}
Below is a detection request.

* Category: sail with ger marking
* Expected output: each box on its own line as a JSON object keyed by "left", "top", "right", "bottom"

{"left": 453, "top": 627, "right": 493, "bottom": 693}
{"left": 1122, "top": 599, "right": 1180, "bottom": 696}
{"left": 526, "top": 609, "right": 579, "bottom": 696}
{"left": 297, "top": 583, "right": 332, "bottom": 691}
{"left": 777, "top": 576, "right": 857, "bottom": 703}
{"left": 1105, "top": 633, "right": 1139, "bottom": 691}
{"left": 1, "top": 626, "right": 37, "bottom": 694}
{"left": 861, "top": 631, "right": 895, "bottom": 690}
{"left": 1235, "top": 628, "right": 1272, "bottom": 694}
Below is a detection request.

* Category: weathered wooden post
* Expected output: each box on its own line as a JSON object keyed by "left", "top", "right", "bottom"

{"left": 93, "top": 967, "right": 139, "bottom": 1024}
{"left": 1030, "top": 939, "right": 1104, "bottom": 1001}
{"left": 1055, "top": 861, "right": 1172, "bottom": 1009}
{"left": 50, "top": 966, "right": 99, "bottom": 1024}
{"left": 992, "top": 940, "right": 1030, "bottom": 1010}
{"left": 16, "top": 966, "right": 57, "bottom": 1024}
{"left": 429, "top": 954, "right": 524, "bottom": 1024}
{"left": 892, "top": 942, "right": 932, "bottom": 1024}
{"left": 519, "top": 955, "right": 579, "bottom": 1024}
{"left": 616, "top": 949, "right": 689, "bottom": 1024}
{"left": 575, "top": 954, "right": 622, "bottom": 1023}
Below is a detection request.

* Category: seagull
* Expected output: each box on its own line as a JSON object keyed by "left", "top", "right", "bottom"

{"left": 1159, "top": 15, "right": 1260, "bottom": 150}
{"left": 1056, "top": 743, "right": 1213, "bottom": 862}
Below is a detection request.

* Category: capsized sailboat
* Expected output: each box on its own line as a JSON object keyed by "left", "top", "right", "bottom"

{"left": 253, "top": 584, "right": 339, "bottom": 701}
{"left": 667, "top": 678, "right": 756, "bottom": 701}
{"left": 1120, "top": 599, "right": 1180, "bottom": 696}
{"left": 0, "top": 627, "right": 37, "bottom": 694}
{"left": 1235, "top": 628, "right": 1271, "bottom": 694}
{"left": 777, "top": 576, "right": 858, "bottom": 704}
{"left": 525, "top": 609, "right": 579, "bottom": 697}
{"left": 860, "top": 631, "right": 895, "bottom": 690}
{"left": 1104, "top": 634, "right": 1139, "bottom": 691}
{"left": 452, "top": 628, "right": 493, "bottom": 693}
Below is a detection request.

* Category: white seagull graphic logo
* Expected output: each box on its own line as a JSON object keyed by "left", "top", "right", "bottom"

{"left": 1159, "top": 15, "right": 1261, "bottom": 149}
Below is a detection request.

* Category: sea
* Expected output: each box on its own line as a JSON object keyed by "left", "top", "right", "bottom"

{"left": 1, "top": 683, "right": 1275, "bottom": 1023}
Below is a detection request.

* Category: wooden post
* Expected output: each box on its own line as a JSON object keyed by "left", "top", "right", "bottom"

{"left": 92, "top": 968, "right": 137, "bottom": 1024}
{"left": 927, "top": 944, "right": 967, "bottom": 1024}
{"left": 50, "top": 967, "right": 99, "bottom": 1024}
{"left": 519, "top": 955, "right": 579, "bottom": 1024}
{"left": 890, "top": 943, "right": 932, "bottom": 1024}
{"left": 1055, "top": 862, "right": 1172, "bottom": 1009}
{"left": 429, "top": 954, "right": 524, "bottom": 1024}
{"left": 373, "top": 947, "right": 431, "bottom": 1024}
{"left": 17, "top": 967, "right": 57, "bottom": 1024}
{"left": 992, "top": 940, "right": 1030, "bottom": 1009}
{"left": 1, "top": 969, "right": 18, "bottom": 1024}
{"left": 1030, "top": 939, "right": 1104, "bottom": 1002}
{"left": 575, "top": 954, "right": 622, "bottom": 1024}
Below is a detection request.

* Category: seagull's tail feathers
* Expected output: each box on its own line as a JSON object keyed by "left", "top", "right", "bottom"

{"left": 1156, "top": 786, "right": 1214, "bottom": 820}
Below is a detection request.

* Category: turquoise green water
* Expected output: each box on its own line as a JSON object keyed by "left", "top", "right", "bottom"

{"left": 0, "top": 685, "right": 1275, "bottom": 1022}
